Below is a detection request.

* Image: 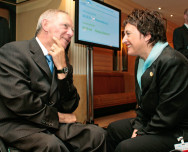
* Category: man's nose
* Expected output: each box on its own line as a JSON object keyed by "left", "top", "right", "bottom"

{"left": 67, "top": 27, "right": 74, "bottom": 37}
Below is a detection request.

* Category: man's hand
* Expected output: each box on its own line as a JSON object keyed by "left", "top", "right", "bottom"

{"left": 58, "top": 112, "right": 77, "bottom": 123}
{"left": 48, "top": 37, "right": 67, "bottom": 79}
{"left": 131, "top": 129, "right": 138, "bottom": 138}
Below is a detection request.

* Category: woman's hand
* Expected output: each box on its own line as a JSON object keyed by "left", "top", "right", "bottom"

{"left": 131, "top": 129, "right": 138, "bottom": 138}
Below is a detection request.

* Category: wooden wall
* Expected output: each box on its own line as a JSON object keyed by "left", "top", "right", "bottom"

{"left": 93, "top": 49, "right": 137, "bottom": 109}
{"left": 166, "top": 20, "right": 179, "bottom": 47}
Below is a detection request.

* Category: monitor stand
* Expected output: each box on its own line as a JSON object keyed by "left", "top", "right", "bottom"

{"left": 86, "top": 46, "right": 94, "bottom": 124}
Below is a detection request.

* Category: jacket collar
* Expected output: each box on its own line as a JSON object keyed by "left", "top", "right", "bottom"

{"left": 28, "top": 38, "right": 58, "bottom": 97}
{"left": 183, "top": 24, "right": 188, "bottom": 32}
{"left": 29, "top": 38, "right": 52, "bottom": 79}
{"left": 137, "top": 42, "right": 168, "bottom": 90}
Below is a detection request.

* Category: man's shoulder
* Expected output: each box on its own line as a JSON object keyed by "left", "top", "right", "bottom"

{"left": 159, "top": 46, "right": 188, "bottom": 65}
{"left": 0, "top": 38, "right": 37, "bottom": 57}
{"left": 174, "top": 25, "right": 186, "bottom": 32}
{"left": 9, "top": 38, "right": 35, "bottom": 46}
{"left": 1, "top": 38, "right": 36, "bottom": 50}
{"left": 3, "top": 39, "right": 26, "bottom": 47}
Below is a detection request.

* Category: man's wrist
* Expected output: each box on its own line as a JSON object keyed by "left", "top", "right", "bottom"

{"left": 56, "top": 67, "right": 68, "bottom": 74}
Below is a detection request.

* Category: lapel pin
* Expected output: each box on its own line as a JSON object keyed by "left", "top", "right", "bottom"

{"left": 150, "top": 72, "right": 153, "bottom": 77}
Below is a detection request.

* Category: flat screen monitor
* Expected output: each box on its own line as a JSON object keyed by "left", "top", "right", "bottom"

{"left": 75, "top": 0, "right": 121, "bottom": 50}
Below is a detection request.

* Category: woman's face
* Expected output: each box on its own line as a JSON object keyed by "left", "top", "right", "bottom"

{"left": 122, "top": 23, "right": 149, "bottom": 59}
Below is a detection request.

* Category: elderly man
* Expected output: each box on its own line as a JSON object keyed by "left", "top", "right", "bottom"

{"left": 0, "top": 9, "right": 106, "bottom": 152}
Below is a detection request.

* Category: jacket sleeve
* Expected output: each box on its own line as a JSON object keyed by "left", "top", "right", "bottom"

{"left": 131, "top": 108, "right": 145, "bottom": 130}
{"left": 55, "top": 61, "right": 80, "bottom": 113}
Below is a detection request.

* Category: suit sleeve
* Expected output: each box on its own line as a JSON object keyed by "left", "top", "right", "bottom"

{"left": 142, "top": 54, "right": 188, "bottom": 134}
{"left": 56, "top": 62, "right": 80, "bottom": 113}
{"left": 173, "top": 28, "right": 188, "bottom": 57}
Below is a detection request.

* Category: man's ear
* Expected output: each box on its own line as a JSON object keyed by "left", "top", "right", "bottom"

{"left": 41, "top": 19, "right": 49, "bottom": 32}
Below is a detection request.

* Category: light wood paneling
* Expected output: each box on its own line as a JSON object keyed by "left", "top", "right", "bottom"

{"left": 73, "top": 75, "right": 87, "bottom": 123}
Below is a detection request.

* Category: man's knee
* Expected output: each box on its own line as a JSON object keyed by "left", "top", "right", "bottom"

{"left": 115, "top": 139, "right": 139, "bottom": 152}
{"left": 107, "top": 122, "right": 118, "bottom": 140}
{"left": 84, "top": 125, "right": 106, "bottom": 151}
{"left": 89, "top": 125, "right": 106, "bottom": 144}
{"left": 115, "top": 141, "right": 129, "bottom": 152}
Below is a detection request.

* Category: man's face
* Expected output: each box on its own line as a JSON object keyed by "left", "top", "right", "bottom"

{"left": 47, "top": 13, "right": 74, "bottom": 49}
{"left": 122, "top": 23, "right": 147, "bottom": 57}
{"left": 184, "top": 13, "right": 188, "bottom": 23}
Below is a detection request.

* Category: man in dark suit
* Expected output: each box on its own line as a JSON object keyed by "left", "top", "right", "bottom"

{"left": 173, "top": 8, "right": 188, "bottom": 59}
{"left": 0, "top": 9, "right": 106, "bottom": 152}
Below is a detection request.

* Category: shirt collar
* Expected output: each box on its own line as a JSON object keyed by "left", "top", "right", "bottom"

{"left": 142, "top": 41, "right": 168, "bottom": 72}
{"left": 35, "top": 37, "right": 49, "bottom": 56}
{"left": 137, "top": 41, "right": 168, "bottom": 90}
{"left": 184, "top": 24, "right": 188, "bottom": 29}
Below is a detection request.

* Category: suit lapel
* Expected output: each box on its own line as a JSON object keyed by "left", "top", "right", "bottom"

{"left": 29, "top": 38, "right": 52, "bottom": 80}
{"left": 29, "top": 38, "right": 58, "bottom": 103}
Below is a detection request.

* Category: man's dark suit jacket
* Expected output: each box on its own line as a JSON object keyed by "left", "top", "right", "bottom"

{"left": 173, "top": 24, "right": 188, "bottom": 59}
{"left": 0, "top": 38, "right": 80, "bottom": 143}
{"left": 131, "top": 45, "right": 188, "bottom": 140}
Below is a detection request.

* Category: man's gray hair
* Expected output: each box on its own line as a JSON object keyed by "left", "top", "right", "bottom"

{"left": 35, "top": 9, "right": 67, "bottom": 36}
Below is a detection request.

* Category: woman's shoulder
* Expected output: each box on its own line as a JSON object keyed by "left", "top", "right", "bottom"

{"left": 157, "top": 45, "right": 188, "bottom": 67}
